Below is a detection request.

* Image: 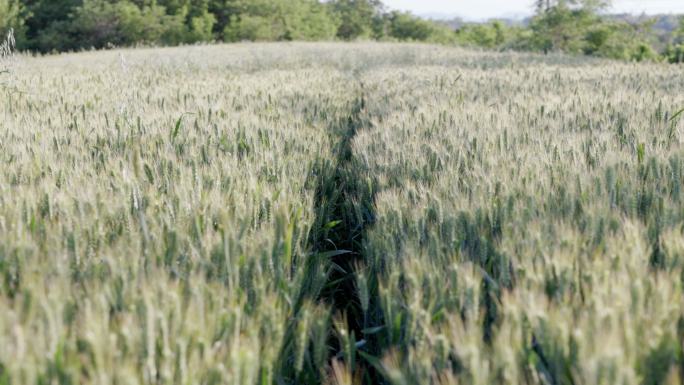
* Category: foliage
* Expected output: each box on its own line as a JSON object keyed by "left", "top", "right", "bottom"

{"left": 665, "top": 16, "right": 684, "bottom": 63}
{"left": 528, "top": 4, "right": 598, "bottom": 53}
{"left": 455, "top": 21, "right": 508, "bottom": 49}
{"left": 665, "top": 43, "right": 684, "bottom": 63}
{"left": 223, "top": 0, "right": 336, "bottom": 42}
{"left": 2, "top": 0, "right": 684, "bottom": 63}
{"left": 328, "top": 0, "right": 384, "bottom": 40}
{"left": 519, "top": 0, "right": 666, "bottom": 61}
{"left": 0, "top": 0, "right": 25, "bottom": 43}
{"left": 380, "top": 11, "right": 458, "bottom": 44}
{"left": 20, "top": 0, "right": 80, "bottom": 52}
{"left": 71, "top": 0, "right": 176, "bottom": 49}
{"left": 584, "top": 21, "right": 660, "bottom": 61}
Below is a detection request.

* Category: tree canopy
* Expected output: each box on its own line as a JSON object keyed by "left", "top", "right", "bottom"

{"left": 0, "top": 0, "right": 682, "bottom": 63}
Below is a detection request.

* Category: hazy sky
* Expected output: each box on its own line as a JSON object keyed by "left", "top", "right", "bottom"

{"left": 383, "top": 0, "right": 684, "bottom": 20}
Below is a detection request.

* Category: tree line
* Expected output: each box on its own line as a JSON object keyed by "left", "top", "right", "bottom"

{"left": 0, "top": 0, "right": 683, "bottom": 62}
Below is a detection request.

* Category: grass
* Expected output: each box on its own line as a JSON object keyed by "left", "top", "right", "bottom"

{"left": 1, "top": 43, "right": 684, "bottom": 384}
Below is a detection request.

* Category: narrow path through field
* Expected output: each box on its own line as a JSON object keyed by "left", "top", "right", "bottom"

{"left": 306, "top": 77, "right": 384, "bottom": 383}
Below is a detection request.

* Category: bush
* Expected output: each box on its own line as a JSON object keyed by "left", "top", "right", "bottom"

{"left": 224, "top": 14, "right": 278, "bottom": 41}
{"left": 584, "top": 22, "right": 660, "bottom": 61}
{"left": 632, "top": 42, "right": 658, "bottom": 62}
{"left": 186, "top": 10, "right": 217, "bottom": 43}
{"left": 528, "top": 6, "right": 596, "bottom": 53}
{"left": 224, "top": 0, "right": 336, "bottom": 42}
{"left": 387, "top": 11, "right": 437, "bottom": 41}
{"left": 665, "top": 44, "right": 684, "bottom": 63}
{"left": 329, "top": 0, "right": 383, "bottom": 40}
{"left": 456, "top": 22, "right": 506, "bottom": 49}
{"left": 71, "top": 0, "right": 204, "bottom": 49}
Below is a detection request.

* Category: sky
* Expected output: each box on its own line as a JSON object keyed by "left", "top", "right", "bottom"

{"left": 383, "top": 0, "right": 684, "bottom": 21}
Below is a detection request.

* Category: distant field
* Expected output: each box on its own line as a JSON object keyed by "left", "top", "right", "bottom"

{"left": 2, "top": 43, "right": 684, "bottom": 385}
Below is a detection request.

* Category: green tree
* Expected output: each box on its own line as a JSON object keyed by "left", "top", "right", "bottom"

{"left": 156, "top": 0, "right": 216, "bottom": 42}
{"left": 224, "top": 0, "right": 336, "bottom": 42}
{"left": 207, "top": 0, "right": 240, "bottom": 34}
{"left": 22, "top": 0, "right": 82, "bottom": 52}
{"left": 455, "top": 21, "right": 512, "bottom": 49}
{"left": 0, "top": 0, "right": 26, "bottom": 43}
{"left": 665, "top": 44, "right": 684, "bottom": 63}
{"left": 117, "top": 1, "right": 186, "bottom": 44}
{"left": 121, "top": 0, "right": 216, "bottom": 43}
{"left": 528, "top": 0, "right": 609, "bottom": 53}
{"left": 676, "top": 15, "right": 684, "bottom": 43}
{"left": 664, "top": 16, "right": 684, "bottom": 63}
{"left": 329, "top": 0, "right": 383, "bottom": 40}
{"left": 70, "top": 0, "right": 191, "bottom": 49}
{"left": 386, "top": 11, "right": 435, "bottom": 41}
{"left": 585, "top": 21, "right": 658, "bottom": 61}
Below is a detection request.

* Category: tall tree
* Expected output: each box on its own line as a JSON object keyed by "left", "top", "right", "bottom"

{"left": 663, "top": 16, "right": 684, "bottom": 63}
{"left": 22, "top": 0, "right": 82, "bottom": 51}
{"left": 208, "top": 0, "right": 241, "bottom": 36}
{"left": 329, "top": 0, "right": 384, "bottom": 40}
{"left": 529, "top": 0, "right": 611, "bottom": 53}
{"left": 535, "top": 0, "right": 551, "bottom": 13}
{"left": 223, "top": 0, "right": 336, "bottom": 42}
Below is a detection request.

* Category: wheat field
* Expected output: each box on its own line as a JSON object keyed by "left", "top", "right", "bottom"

{"left": 1, "top": 43, "right": 684, "bottom": 384}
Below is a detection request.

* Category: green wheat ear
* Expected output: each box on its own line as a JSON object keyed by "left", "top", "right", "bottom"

{"left": 637, "top": 142, "right": 645, "bottom": 164}
{"left": 171, "top": 116, "right": 183, "bottom": 141}
{"left": 670, "top": 107, "right": 684, "bottom": 123}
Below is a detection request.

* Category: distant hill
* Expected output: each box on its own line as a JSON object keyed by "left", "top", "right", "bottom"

{"left": 428, "top": 16, "right": 528, "bottom": 30}
{"left": 607, "top": 13, "right": 680, "bottom": 33}
{"left": 419, "top": 12, "right": 528, "bottom": 28}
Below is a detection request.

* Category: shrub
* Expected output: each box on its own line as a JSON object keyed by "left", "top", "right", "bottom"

{"left": 224, "top": 0, "right": 336, "bottom": 42}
